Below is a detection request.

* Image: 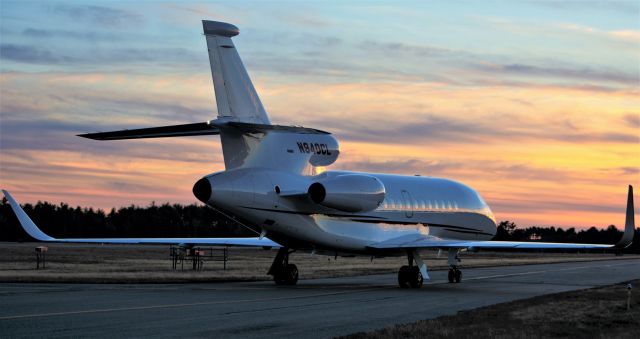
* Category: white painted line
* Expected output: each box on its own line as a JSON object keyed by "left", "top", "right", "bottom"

{"left": 0, "top": 287, "right": 381, "bottom": 320}
{"left": 462, "top": 261, "right": 635, "bottom": 282}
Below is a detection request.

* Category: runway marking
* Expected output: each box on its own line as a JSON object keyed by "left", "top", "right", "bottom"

{"left": 1, "top": 261, "right": 636, "bottom": 320}
{"left": 459, "top": 261, "right": 635, "bottom": 282}
{"left": 0, "top": 287, "right": 383, "bottom": 320}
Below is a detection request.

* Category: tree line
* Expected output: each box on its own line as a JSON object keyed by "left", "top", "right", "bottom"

{"left": 0, "top": 200, "right": 637, "bottom": 253}
{"left": 493, "top": 221, "right": 639, "bottom": 253}
{"left": 0, "top": 200, "right": 255, "bottom": 241}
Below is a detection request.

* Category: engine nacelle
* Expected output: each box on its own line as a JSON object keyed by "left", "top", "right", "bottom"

{"left": 307, "top": 174, "right": 385, "bottom": 212}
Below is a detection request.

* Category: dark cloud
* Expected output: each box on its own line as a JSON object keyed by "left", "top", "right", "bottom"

{"left": 0, "top": 43, "right": 200, "bottom": 66}
{"left": 0, "top": 119, "right": 220, "bottom": 164}
{"left": 106, "top": 181, "right": 165, "bottom": 193}
{"left": 623, "top": 113, "right": 640, "bottom": 128}
{"left": 334, "top": 159, "right": 459, "bottom": 175}
{"left": 70, "top": 95, "right": 213, "bottom": 122}
{"left": 596, "top": 132, "right": 639, "bottom": 143}
{"left": 22, "top": 28, "right": 122, "bottom": 42}
{"left": 358, "top": 40, "right": 465, "bottom": 60}
{"left": 617, "top": 167, "right": 640, "bottom": 176}
{"left": 105, "top": 47, "right": 200, "bottom": 64}
{"left": 308, "top": 114, "right": 480, "bottom": 144}
{"left": 247, "top": 35, "right": 634, "bottom": 90}
{"left": 471, "top": 63, "right": 637, "bottom": 86}
{"left": 53, "top": 4, "right": 143, "bottom": 28}
{"left": 309, "top": 112, "right": 639, "bottom": 146}
{"left": 335, "top": 158, "right": 570, "bottom": 182}
{"left": 0, "top": 44, "right": 76, "bottom": 64}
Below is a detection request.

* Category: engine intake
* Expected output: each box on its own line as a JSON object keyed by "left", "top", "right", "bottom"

{"left": 308, "top": 174, "right": 385, "bottom": 212}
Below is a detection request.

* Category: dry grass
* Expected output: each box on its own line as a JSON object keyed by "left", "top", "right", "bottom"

{"left": 0, "top": 242, "right": 637, "bottom": 283}
{"left": 341, "top": 280, "right": 640, "bottom": 339}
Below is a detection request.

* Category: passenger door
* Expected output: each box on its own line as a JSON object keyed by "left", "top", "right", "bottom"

{"left": 401, "top": 190, "right": 413, "bottom": 218}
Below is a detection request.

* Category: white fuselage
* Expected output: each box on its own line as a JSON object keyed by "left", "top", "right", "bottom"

{"left": 198, "top": 168, "right": 496, "bottom": 254}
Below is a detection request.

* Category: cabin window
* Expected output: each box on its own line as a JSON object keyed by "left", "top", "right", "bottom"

{"left": 454, "top": 201, "right": 459, "bottom": 210}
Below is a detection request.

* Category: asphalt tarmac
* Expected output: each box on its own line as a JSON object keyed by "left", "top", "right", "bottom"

{"left": 1, "top": 258, "right": 638, "bottom": 338}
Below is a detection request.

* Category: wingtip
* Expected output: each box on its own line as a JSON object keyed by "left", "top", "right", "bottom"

{"left": 615, "top": 184, "right": 635, "bottom": 248}
{"left": 2, "top": 190, "right": 55, "bottom": 242}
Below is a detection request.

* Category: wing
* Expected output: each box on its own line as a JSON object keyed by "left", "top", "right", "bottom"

{"left": 2, "top": 190, "right": 280, "bottom": 248}
{"left": 368, "top": 185, "right": 635, "bottom": 251}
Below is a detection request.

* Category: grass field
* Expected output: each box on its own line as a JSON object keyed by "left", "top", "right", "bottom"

{"left": 341, "top": 279, "right": 640, "bottom": 339}
{"left": 0, "top": 242, "right": 637, "bottom": 283}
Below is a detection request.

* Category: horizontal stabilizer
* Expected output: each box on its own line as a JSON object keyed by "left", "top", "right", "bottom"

{"left": 78, "top": 122, "right": 220, "bottom": 140}
{"left": 2, "top": 190, "right": 281, "bottom": 248}
{"left": 78, "top": 120, "right": 330, "bottom": 141}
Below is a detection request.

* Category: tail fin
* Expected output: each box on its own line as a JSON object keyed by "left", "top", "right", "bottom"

{"left": 203, "top": 20, "right": 270, "bottom": 124}
{"left": 79, "top": 20, "right": 340, "bottom": 173}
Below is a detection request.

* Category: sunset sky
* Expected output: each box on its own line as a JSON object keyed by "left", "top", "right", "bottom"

{"left": 1, "top": 1, "right": 638, "bottom": 229}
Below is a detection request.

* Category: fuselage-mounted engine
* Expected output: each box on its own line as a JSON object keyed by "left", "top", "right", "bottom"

{"left": 307, "top": 174, "right": 385, "bottom": 212}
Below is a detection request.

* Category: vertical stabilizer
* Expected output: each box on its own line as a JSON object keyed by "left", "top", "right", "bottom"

{"left": 201, "top": 20, "right": 338, "bottom": 172}
{"left": 203, "top": 20, "right": 270, "bottom": 124}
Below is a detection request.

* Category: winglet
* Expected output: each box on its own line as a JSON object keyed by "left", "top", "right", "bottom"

{"left": 615, "top": 185, "right": 635, "bottom": 248}
{"left": 1, "top": 190, "right": 54, "bottom": 241}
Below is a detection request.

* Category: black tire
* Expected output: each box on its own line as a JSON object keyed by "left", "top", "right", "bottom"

{"left": 286, "top": 264, "right": 299, "bottom": 285}
{"left": 409, "top": 267, "right": 423, "bottom": 288}
{"left": 273, "top": 270, "right": 287, "bottom": 285}
{"left": 447, "top": 269, "right": 454, "bottom": 283}
{"left": 454, "top": 269, "right": 462, "bottom": 283}
{"left": 398, "top": 265, "right": 410, "bottom": 288}
{"left": 273, "top": 264, "right": 299, "bottom": 285}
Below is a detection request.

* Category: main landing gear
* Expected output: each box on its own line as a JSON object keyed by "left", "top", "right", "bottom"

{"left": 398, "top": 250, "right": 429, "bottom": 288}
{"left": 268, "top": 247, "right": 298, "bottom": 285}
{"left": 447, "top": 249, "right": 462, "bottom": 283}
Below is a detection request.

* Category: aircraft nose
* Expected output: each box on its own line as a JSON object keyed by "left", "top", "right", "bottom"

{"left": 193, "top": 177, "right": 212, "bottom": 203}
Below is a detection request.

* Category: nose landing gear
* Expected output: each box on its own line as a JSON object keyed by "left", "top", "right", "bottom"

{"left": 268, "top": 247, "right": 298, "bottom": 285}
{"left": 447, "top": 249, "right": 462, "bottom": 283}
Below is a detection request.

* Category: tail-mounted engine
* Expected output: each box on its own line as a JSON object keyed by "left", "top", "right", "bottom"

{"left": 307, "top": 174, "right": 385, "bottom": 212}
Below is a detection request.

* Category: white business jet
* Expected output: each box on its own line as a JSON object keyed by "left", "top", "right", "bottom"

{"left": 3, "top": 21, "right": 635, "bottom": 288}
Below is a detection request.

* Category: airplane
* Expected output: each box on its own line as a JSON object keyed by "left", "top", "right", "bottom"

{"left": 2, "top": 20, "right": 635, "bottom": 288}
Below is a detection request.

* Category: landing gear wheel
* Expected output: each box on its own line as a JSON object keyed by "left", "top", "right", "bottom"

{"left": 286, "top": 264, "right": 299, "bottom": 285}
{"left": 273, "top": 264, "right": 299, "bottom": 285}
{"left": 448, "top": 268, "right": 462, "bottom": 283}
{"left": 398, "top": 266, "right": 423, "bottom": 288}
{"left": 454, "top": 269, "right": 462, "bottom": 283}
{"left": 398, "top": 265, "right": 410, "bottom": 288}
{"left": 408, "top": 267, "right": 423, "bottom": 288}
